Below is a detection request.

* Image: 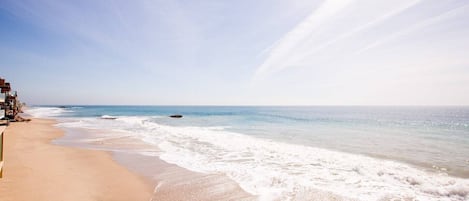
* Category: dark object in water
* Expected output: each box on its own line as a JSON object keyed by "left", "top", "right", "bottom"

{"left": 58, "top": 106, "right": 68, "bottom": 108}
{"left": 169, "top": 114, "right": 183, "bottom": 118}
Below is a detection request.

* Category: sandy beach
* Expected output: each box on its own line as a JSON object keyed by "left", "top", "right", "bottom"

{"left": 0, "top": 118, "right": 152, "bottom": 201}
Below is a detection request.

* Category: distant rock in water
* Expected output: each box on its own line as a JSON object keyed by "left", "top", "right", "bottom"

{"left": 169, "top": 114, "right": 183, "bottom": 118}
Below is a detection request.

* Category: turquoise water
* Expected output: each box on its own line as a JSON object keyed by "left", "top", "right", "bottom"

{"left": 28, "top": 106, "right": 469, "bottom": 200}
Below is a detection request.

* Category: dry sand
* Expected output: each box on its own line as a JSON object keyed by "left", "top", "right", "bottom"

{"left": 0, "top": 119, "right": 152, "bottom": 201}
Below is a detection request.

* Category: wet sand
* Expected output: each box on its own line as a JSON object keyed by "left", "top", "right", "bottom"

{"left": 114, "top": 152, "right": 257, "bottom": 201}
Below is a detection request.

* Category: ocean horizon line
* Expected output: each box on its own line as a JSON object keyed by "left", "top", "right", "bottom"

{"left": 33, "top": 104, "right": 469, "bottom": 107}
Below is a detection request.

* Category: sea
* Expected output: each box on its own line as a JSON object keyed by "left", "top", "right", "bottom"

{"left": 26, "top": 106, "right": 469, "bottom": 201}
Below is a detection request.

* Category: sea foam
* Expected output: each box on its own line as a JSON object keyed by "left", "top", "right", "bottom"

{"left": 26, "top": 107, "right": 71, "bottom": 118}
{"left": 143, "top": 122, "right": 469, "bottom": 201}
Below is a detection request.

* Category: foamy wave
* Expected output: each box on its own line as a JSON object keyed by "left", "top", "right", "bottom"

{"left": 55, "top": 116, "right": 469, "bottom": 201}
{"left": 100, "top": 115, "right": 118, "bottom": 119}
{"left": 26, "top": 107, "right": 71, "bottom": 118}
{"left": 116, "top": 116, "right": 152, "bottom": 125}
{"left": 56, "top": 116, "right": 155, "bottom": 133}
{"left": 146, "top": 123, "right": 469, "bottom": 201}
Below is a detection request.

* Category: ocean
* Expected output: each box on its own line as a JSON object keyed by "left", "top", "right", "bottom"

{"left": 26, "top": 106, "right": 469, "bottom": 200}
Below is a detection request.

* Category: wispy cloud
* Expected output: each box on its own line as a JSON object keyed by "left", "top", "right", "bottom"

{"left": 249, "top": 0, "right": 469, "bottom": 105}
{"left": 254, "top": 0, "right": 424, "bottom": 78}
{"left": 296, "top": 0, "right": 422, "bottom": 59}
{"left": 355, "top": 3, "right": 469, "bottom": 55}
{"left": 254, "top": 0, "right": 354, "bottom": 77}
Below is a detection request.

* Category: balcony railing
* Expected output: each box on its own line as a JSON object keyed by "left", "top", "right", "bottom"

{"left": 0, "top": 126, "right": 5, "bottom": 178}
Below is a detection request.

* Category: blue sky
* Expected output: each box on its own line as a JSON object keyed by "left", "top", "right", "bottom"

{"left": 1, "top": 0, "right": 468, "bottom": 105}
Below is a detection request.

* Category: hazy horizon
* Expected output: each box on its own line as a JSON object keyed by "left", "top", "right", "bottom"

{"left": 1, "top": 0, "right": 469, "bottom": 105}
{"left": 32, "top": 104, "right": 469, "bottom": 107}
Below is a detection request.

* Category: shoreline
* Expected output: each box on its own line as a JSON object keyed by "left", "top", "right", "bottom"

{"left": 54, "top": 120, "right": 257, "bottom": 200}
{"left": 0, "top": 118, "right": 255, "bottom": 201}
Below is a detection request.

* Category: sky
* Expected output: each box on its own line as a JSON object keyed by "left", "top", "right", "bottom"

{"left": 0, "top": 0, "right": 468, "bottom": 105}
